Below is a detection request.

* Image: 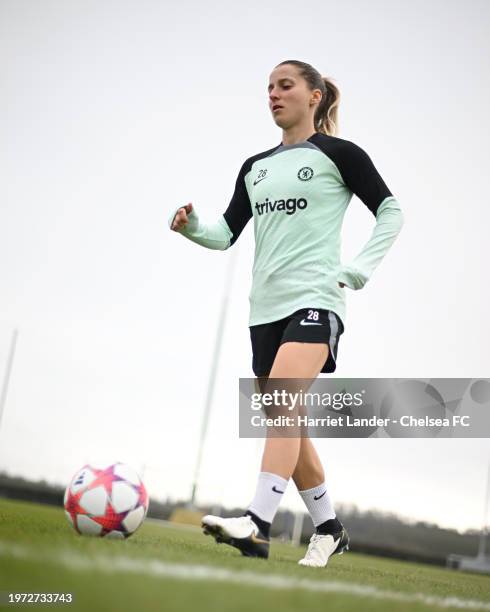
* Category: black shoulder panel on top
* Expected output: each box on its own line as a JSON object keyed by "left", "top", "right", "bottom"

{"left": 223, "top": 145, "right": 280, "bottom": 246}
{"left": 309, "top": 132, "right": 393, "bottom": 217}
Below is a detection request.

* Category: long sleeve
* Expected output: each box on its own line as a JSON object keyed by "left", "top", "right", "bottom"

{"left": 168, "top": 160, "right": 253, "bottom": 251}
{"left": 327, "top": 139, "right": 404, "bottom": 290}
{"left": 167, "top": 205, "right": 232, "bottom": 250}
{"left": 337, "top": 196, "right": 404, "bottom": 289}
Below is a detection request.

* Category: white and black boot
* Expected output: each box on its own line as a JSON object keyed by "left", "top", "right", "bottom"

{"left": 298, "top": 527, "right": 350, "bottom": 567}
{"left": 201, "top": 514, "right": 270, "bottom": 559}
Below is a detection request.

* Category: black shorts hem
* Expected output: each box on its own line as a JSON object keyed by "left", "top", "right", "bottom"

{"left": 250, "top": 308, "right": 344, "bottom": 377}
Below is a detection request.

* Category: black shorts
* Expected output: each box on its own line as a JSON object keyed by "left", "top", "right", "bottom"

{"left": 249, "top": 308, "right": 345, "bottom": 377}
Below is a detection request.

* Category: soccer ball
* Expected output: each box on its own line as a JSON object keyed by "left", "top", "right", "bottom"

{"left": 64, "top": 462, "right": 149, "bottom": 538}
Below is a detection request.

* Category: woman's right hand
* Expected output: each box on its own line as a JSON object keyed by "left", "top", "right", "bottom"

{"left": 170, "top": 203, "right": 193, "bottom": 231}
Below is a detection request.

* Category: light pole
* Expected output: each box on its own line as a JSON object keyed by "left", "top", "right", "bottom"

{"left": 189, "top": 250, "right": 237, "bottom": 507}
{"left": 478, "top": 461, "right": 490, "bottom": 559}
{"left": 0, "top": 329, "right": 18, "bottom": 433}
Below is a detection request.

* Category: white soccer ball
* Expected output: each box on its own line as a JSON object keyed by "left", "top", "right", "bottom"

{"left": 64, "top": 462, "right": 149, "bottom": 538}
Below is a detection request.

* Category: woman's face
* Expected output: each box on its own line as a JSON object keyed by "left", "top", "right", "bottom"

{"left": 268, "top": 65, "right": 321, "bottom": 130}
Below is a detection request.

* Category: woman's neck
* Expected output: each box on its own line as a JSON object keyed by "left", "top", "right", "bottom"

{"left": 282, "top": 125, "right": 317, "bottom": 145}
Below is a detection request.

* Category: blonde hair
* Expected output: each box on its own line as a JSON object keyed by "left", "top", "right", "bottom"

{"left": 275, "top": 60, "right": 340, "bottom": 136}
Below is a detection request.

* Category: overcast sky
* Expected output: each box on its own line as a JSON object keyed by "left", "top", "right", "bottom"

{"left": 1, "top": 0, "right": 489, "bottom": 533}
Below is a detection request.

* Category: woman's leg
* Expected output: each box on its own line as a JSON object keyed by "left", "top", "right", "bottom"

{"left": 244, "top": 342, "right": 328, "bottom": 539}
{"left": 260, "top": 341, "right": 328, "bottom": 479}
{"left": 260, "top": 343, "right": 345, "bottom": 547}
{"left": 292, "top": 436, "right": 325, "bottom": 490}
{"left": 294, "top": 434, "right": 341, "bottom": 536}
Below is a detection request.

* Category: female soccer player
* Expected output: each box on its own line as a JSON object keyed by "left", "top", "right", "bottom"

{"left": 169, "top": 60, "right": 404, "bottom": 567}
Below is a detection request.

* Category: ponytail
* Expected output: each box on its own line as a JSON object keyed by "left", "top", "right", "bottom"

{"left": 316, "top": 76, "right": 340, "bottom": 136}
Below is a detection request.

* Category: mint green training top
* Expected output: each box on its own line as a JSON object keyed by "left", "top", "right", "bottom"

{"left": 168, "top": 132, "right": 404, "bottom": 327}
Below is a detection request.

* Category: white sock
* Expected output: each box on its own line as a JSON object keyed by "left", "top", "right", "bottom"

{"left": 247, "top": 472, "right": 289, "bottom": 524}
{"left": 298, "top": 482, "right": 336, "bottom": 527}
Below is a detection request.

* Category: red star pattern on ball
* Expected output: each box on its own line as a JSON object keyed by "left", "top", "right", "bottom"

{"left": 91, "top": 499, "right": 128, "bottom": 534}
{"left": 87, "top": 465, "right": 125, "bottom": 496}
{"left": 136, "top": 482, "right": 149, "bottom": 510}
{"left": 64, "top": 489, "right": 88, "bottom": 534}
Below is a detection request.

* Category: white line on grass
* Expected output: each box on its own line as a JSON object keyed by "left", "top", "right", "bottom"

{"left": 1, "top": 540, "right": 489, "bottom": 611}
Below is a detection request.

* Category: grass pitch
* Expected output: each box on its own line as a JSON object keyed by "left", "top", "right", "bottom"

{"left": 0, "top": 498, "right": 489, "bottom": 611}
